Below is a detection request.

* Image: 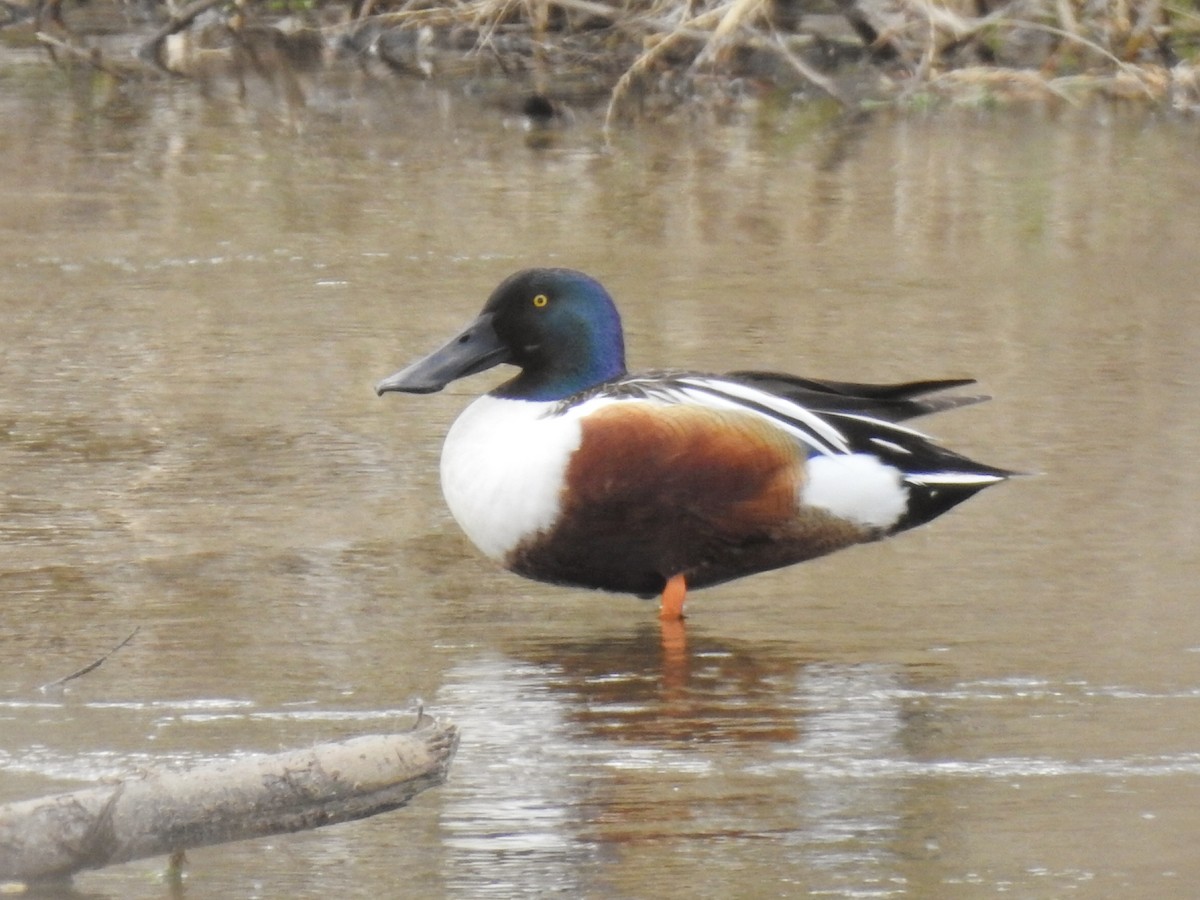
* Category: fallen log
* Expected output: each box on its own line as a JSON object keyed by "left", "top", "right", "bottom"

{"left": 0, "top": 717, "right": 458, "bottom": 884}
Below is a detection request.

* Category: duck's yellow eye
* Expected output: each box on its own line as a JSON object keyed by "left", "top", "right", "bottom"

{"left": 532, "top": 294, "right": 549, "bottom": 308}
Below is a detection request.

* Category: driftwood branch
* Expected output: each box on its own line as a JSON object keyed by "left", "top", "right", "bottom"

{"left": 0, "top": 719, "right": 458, "bottom": 883}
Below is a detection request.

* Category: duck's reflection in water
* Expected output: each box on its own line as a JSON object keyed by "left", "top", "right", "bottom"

{"left": 436, "top": 626, "right": 937, "bottom": 896}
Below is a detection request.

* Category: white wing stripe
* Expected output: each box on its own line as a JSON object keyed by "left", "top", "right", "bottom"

{"left": 673, "top": 376, "right": 851, "bottom": 454}
{"left": 869, "top": 437, "right": 913, "bottom": 455}
{"left": 904, "top": 473, "right": 1007, "bottom": 487}
{"left": 824, "top": 410, "right": 933, "bottom": 440}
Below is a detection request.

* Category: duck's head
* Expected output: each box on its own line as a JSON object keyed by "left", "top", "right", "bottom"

{"left": 375, "top": 268, "right": 627, "bottom": 402}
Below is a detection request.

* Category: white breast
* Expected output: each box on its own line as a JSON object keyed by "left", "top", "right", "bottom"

{"left": 439, "top": 395, "right": 585, "bottom": 561}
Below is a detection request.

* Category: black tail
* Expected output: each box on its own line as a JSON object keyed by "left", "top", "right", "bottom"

{"left": 822, "top": 406, "right": 1017, "bottom": 533}
{"left": 729, "top": 371, "right": 988, "bottom": 422}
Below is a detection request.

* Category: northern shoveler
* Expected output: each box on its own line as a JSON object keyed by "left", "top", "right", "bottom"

{"left": 376, "top": 267, "right": 1013, "bottom": 621}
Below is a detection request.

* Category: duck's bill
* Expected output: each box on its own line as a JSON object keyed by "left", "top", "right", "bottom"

{"left": 375, "top": 312, "right": 511, "bottom": 395}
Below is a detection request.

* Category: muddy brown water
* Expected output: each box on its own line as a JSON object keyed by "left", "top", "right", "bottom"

{"left": 2, "top": 55, "right": 1200, "bottom": 898}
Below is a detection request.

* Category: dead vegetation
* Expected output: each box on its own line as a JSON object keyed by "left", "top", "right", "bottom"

{"left": 9, "top": 0, "right": 1200, "bottom": 119}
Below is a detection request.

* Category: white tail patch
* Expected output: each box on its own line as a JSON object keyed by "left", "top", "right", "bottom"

{"left": 801, "top": 454, "right": 908, "bottom": 529}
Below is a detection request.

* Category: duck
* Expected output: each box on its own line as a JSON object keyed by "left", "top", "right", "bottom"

{"left": 375, "top": 267, "right": 1013, "bottom": 621}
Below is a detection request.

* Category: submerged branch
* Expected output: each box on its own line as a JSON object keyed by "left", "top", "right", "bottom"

{"left": 39, "top": 627, "right": 141, "bottom": 693}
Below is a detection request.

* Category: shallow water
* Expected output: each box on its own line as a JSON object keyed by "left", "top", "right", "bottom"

{"left": 2, "top": 53, "right": 1200, "bottom": 898}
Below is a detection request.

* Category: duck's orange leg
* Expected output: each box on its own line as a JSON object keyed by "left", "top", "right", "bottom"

{"left": 660, "top": 573, "right": 687, "bottom": 621}
{"left": 659, "top": 574, "right": 688, "bottom": 681}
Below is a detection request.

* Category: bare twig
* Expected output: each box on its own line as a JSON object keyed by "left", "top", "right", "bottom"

{"left": 138, "top": 0, "right": 230, "bottom": 71}
{"left": 1006, "top": 18, "right": 1158, "bottom": 94}
{"left": 768, "top": 30, "right": 849, "bottom": 106}
{"left": 39, "top": 627, "right": 140, "bottom": 693}
{"left": 35, "top": 32, "right": 143, "bottom": 79}
{"left": 604, "top": 2, "right": 733, "bottom": 131}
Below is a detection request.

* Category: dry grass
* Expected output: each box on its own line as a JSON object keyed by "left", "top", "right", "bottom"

{"left": 19, "top": 0, "right": 1200, "bottom": 118}
{"left": 345, "top": 0, "right": 1200, "bottom": 118}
